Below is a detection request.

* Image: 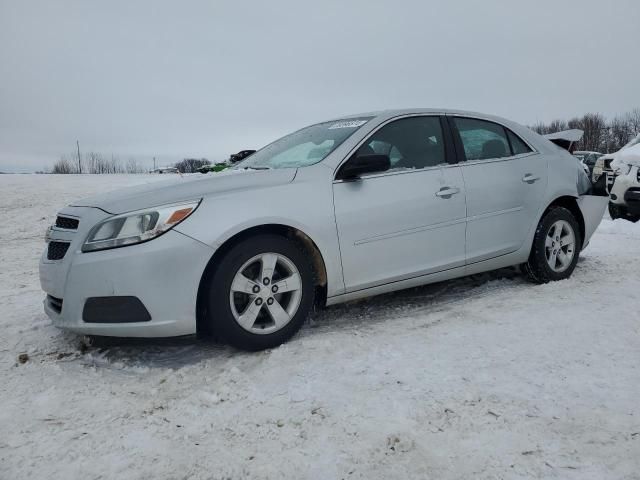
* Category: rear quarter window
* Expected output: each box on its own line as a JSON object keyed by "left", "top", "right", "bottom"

{"left": 454, "top": 117, "right": 511, "bottom": 161}
{"left": 507, "top": 130, "right": 533, "bottom": 155}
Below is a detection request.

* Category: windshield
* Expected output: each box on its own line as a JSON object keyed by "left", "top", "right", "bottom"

{"left": 236, "top": 118, "right": 372, "bottom": 170}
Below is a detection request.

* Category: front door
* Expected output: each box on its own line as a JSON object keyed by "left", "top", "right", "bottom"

{"left": 333, "top": 115, "right": 467, "bottom": 292}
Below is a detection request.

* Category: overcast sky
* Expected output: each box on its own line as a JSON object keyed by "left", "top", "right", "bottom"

{"left": 1, "top": 0, "right": 638, "bottom": 172}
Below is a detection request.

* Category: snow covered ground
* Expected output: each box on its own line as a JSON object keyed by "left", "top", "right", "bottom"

{"left": 1, "top": 174, "right": 639, "bottom": 479}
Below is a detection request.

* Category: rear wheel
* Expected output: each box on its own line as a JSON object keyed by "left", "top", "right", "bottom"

{"left": 205, "top": 234, "right": 315, "bottom": 351}
{"left": 523, "top": 207, "right": 581, "bottom": 284}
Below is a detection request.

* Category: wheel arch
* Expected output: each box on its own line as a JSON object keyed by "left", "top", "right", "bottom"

{"left": 195, "top": 224, "right": 328, "bottom": 336}
{"left": 539, "top": 196, "right": 586, "bottom": 246}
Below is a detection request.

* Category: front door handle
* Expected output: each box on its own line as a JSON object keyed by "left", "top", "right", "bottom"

{"left": 522, "top": 174, "right": 540, "bottom": 184}
{"left": 435, "top": 186, "right": 460, "bottom": 199}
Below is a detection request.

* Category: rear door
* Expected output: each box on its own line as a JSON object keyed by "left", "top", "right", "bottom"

{"left": 333, "top": 115, "right": 467, "bottom": 292}
{"left": 449, "top": 116, "right": 547, "bottom": 264}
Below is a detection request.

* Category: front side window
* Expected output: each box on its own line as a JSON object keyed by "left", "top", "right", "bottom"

{"left": 237, "top": 118, "right": 372, "bottom": 169}
{"left": 356, "top": 116, "right": 446, "bottom": 170}
{"left": 454, "top": 117, "right": 512, "bottom": 161}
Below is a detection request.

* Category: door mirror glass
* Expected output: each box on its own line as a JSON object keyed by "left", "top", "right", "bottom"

{"left": 336, "top": 154, "right": 390, "bottom": 180}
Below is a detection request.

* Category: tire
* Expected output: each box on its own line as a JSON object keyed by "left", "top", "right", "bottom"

{"left": 204, "top": 234, "right": 315, "bottom": 351}
{"left": 522, "top": 206, "right": 582, "bottom": 284}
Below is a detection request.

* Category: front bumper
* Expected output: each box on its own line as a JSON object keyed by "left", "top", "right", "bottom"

{"left": 40, "top": 207, "right": 214, "bottom": 337}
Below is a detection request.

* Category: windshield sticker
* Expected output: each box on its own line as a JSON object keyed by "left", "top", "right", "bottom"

{"left": 328, "top": 120, "right": 368, "bottom": 129}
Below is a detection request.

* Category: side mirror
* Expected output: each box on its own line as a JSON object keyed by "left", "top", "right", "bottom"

{"left": 336, "top": 154, "right": 391, "bottom": 181}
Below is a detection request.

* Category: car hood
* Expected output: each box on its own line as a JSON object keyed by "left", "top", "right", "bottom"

{"left": 71, "top": 169, "right": 297, "bottom": 214}
{"left": 611, "top": 143, "right": 640, "bottom": 171}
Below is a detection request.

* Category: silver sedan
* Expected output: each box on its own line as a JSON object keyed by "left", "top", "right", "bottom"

{"left": 40, "top": 109, "right": 608, "bottom": 350}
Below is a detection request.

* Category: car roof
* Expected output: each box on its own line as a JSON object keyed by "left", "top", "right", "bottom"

{"left": 336, "top": 107, "right": 499, "bottom": 119}
{"left": 333, "top": 108, "right": 531, "bottom": 131}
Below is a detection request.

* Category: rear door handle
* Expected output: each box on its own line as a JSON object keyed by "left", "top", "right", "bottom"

{"left": 435, "top": 186, "right": 460, "bottom": 198}
{"left": 522, "top": 174, "right": 540, "bottom": 184}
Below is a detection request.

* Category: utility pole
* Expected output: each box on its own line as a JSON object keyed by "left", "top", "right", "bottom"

{"left": 76, "top": 140, "right": 82, "bottom": 174}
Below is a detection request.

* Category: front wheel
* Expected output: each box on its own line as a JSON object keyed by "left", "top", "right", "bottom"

{"left": 522, "top": 207, "right": 582, "bottom": 284}
{"left": 204, "top": 234, "right": 315, "bottom": 351}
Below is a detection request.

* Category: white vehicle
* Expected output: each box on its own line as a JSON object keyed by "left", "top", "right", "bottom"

{"left": 593, "top": 134, "right": 640, "bottom": 186}
{"left": 40, "top": 109, "right": 609, "bottom": 350}
{"left": 609, "top": 142, "right": 640, "bottom": 222}
{"left": 573, "top": 151, "right": 603, "bottom": 177}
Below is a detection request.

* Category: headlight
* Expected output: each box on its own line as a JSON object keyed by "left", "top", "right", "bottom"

{"left": 82, "top": 200, "right": 200, "bottom": 252}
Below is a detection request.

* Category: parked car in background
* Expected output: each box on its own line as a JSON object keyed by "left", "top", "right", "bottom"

{"left": 40, "top": 109, "right": 608, "bottom": 350}
{"left": 593, "top": 134, "right": 640, "bottom": 187}
{"left": 609, "top": 142, "right": 640, "bottom": 222}
{"left": 592, "top": 155, "right": 615, "bottom": 187}
{"left": 198, "top": 150, "right": 257, "bottom": 173}
{"left": 230, "top": 149, "right": 256, "bottom": 163}
{"left": 151, "top": 167, "right": 179, "bottom": 174}
{"left": 198, "top": 162, "right": 230, "bottom": 174}
{"left": 573, "top": 151, "right": 603, "bottom": 177}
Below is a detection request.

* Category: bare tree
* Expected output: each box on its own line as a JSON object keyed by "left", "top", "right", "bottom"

{"left": 606, "top": 115, "right": 631, "bottom": 152}
{"left": 532, "top": 119, "right": 567, "bottom": 135}
{"left": 126, "top": 157, "right": 144, "bottom": 173}
{"left": 626, "top": 108, "right": 640, "bottom": 136}
{"left": 174, "top": 158, "right": 210, "bottom": 173}
{"left": 549, "top": 119, "right": 568, "bottom": 133}
{"left": 579, "top": 113, "right": 606, "bottom": 152}
{"left": 52, "top": 154, "right": 78, "bottom": 174}
{"left": 530, "top": 109, "right": 640, "bottom": 153}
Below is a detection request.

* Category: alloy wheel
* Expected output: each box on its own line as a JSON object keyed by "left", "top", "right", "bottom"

{"left": 229, "top": 253, "right": 303, "bottom": 334}
{"left": 545, "top": 220, "right": 576, "bottom": 273}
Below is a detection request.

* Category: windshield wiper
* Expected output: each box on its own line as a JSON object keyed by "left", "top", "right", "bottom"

{"left": 242, "top": 166, "right": 271, "bottom": 170}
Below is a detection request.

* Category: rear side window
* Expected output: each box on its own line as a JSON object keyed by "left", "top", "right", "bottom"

{"left": 454, "top": 117, "right": 511, "bottom": 161}
{"left": 507, "top": 130, "right": 532, "bottom": 155}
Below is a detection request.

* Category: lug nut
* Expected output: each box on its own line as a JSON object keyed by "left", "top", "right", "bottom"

{"left": 252, "top": 285, "right": 260, "bottom": 294}
{"left": 255, "top": 298, "right": 263, "bottom": 306}
{"left": 267, "top": 298, "right": 274, "bottom": 305}
{"left": 271, "top": 285, "right": 278, "bottom": 293}
{"left": 263, "top": 277, "right": 270, "bottom": 286}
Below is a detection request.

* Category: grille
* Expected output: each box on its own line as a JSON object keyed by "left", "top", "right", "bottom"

{"left": 47, "top": 295, "right": 63, "bottom": 314}
{"left": 55, "top": 216, "right": 79, "bottom": 230}
{"left": 47, "top": 241, "right": 70, "bottom": 260}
